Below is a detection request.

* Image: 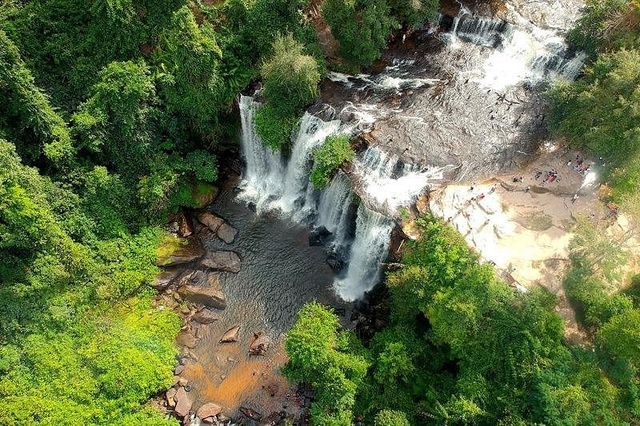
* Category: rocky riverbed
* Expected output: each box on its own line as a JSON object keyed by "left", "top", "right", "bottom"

{"left": 152, "top": 176, "right": 352, "bottom": 425}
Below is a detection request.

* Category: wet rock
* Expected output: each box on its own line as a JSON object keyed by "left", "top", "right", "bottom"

{"left": 309, "top": 226, "right": 331, "bottom": 246}
{"left": 249, "top": 333, "right": 271, "bottom": 356}
{"left": 177, "top": 212, "right": 194, "bottom": 237}
{"left": 197, "top": 403, "right": 223, "bottom": 420}
{"left": 239, "top": 406, "right": 262, "bottom": 421}
{"left": 157, "top": 238, "right": 204, "bottom": 267}
{"left": 326, "top": 253, "right": 346, "bottom": 272}
{"left": 416, "top": 192, "right": 430, "bottom": 215}
{"left": 192, "top": 309, "right": 219, "bottom": 324}
{"left": 178, "top": 285, "right": 226, "bottom": 310}
{"left": 166, "top": 387, "right": 177, "bottom": 408}
{"left": 151, "top": 269, "right": 182, "bottom": 290}
{"left": 176, "top": 331, "right": 198, "bottom": 349}
{"left": 219, "top": 326, "right": 240, "bottom": 343}
{"left": 176, "top": 270, "right": 220, "bottom": 288}
{"left": 201, "top": 251, "right": 241, "bottom": 273}
{"left": 198, "top": 212, "right": 225, "bottom": 233}
{"left": 201, "top": 416, "right": 216, "bottom": 424}
{"left": 174, "top": 387, "right": 192, "bottom": 418}
{"left": 217, "top": 223, "right": 237, "bottom": 244}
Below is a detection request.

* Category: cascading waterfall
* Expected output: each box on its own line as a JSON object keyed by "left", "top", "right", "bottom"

{"left": 238, "top": 96, "right": 441, "bottom": 302}
{"left": 442, "top": 7, "right": 585, "bottom": 89}
{"left": 276, "top": 114, "right": 341, "bottom": 218}
{"left": 334, "top": 205, "right": 394, "bottom": 301}
{"left": 316, "top": 171, "right": 353, "bottom": 251}
{"left": 238, "top": 95, "right": 285, "bottom": 209}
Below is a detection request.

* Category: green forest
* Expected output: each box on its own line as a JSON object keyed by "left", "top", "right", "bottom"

{"left": 1, "top": 0, "right": 639, "bottom": 424}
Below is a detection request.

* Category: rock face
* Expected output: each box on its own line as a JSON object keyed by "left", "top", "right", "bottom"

{"left": 176, "top": 270, "right": 220, "bottom": 288}
{"left": 219, "top": 326, "right": 240, "bottom": 343}
{"left": 157, "top": 238, "right": 204, "bottom": 267}
{"left": 166, "top": 387, "right": 177, "bottom": 408}
{"left": 177, "top": 212, "right": 194, "bottom": 237}
{"left": 176, "top": 330, "right": 198, "bottom": 348}
{"left": 197, "top": 403, "right": 222, "bottom": 420}
{"left": 198, "top": 212, "right": 237, "bottom": 244}
{"left": 174, "top": 387, "right": 192, "bottom": 418}
{"left": 201, "top": 251, "right": 241, "bottom": 273}
{"left": 151, "top": 269, "right": 182, "bottom": 290}
{"left": 178, "top": 284, "right": 226, "bottom": 309}
{"left": 192, "top": 309, "right": 219, "bottom": 324}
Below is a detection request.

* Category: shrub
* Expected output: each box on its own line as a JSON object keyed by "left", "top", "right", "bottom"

{"left": 322, "top": 0, "right": 398, "bottom": 68}
{"left": 255, "top": 104, "right": 298, "bottom": 150}
{"left": 310, "top": 134, "right": 355, "bottom": 189}
{"left": 374, "top": 409, "right": 410, "bottom": 426}
{"left": 389, "top": 0, "right": 439, "bottom": 28}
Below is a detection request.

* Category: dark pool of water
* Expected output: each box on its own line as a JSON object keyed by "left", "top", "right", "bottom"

{"left": 205, "top": 183, "right": 352, "bottom": 337}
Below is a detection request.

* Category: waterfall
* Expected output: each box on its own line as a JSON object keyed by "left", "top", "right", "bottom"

{"left": 238, "top": 95, "right": 285, "bottom": 209}
{"left": 239, "top": 96, "right": 440, "bottom": 302}
{"left": 239, "top": 95, "right": 340, "bottom": 217}
{"left": 276, "top": 113, "right": 341, "bottom": 217}
{"left": 441, "top": 8, "right": 585, "bottom": 89}
{"left": 353, "top": 146, "right": 447, "bottom": 215}
{"left": 316, "top": 171, "right": 354, "bottom": 251}
{"left": 334, "top": 205, "right": 394, "bottom": 301}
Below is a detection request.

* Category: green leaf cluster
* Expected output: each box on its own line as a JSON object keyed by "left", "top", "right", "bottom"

{"left": 310, "top": 134, "right": 355, "bottom": 189}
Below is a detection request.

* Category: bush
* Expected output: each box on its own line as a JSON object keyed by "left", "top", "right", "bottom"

{"left": 374, "top": 409, "right": 410, "bottom": 426}
{"left": 261, "top": 34, "right": 321, "bottom": 117}
{"left": 389, "top": 0, "right": 439, "bottom": 28}
{"left": 322, "top": 0, "right": 398, "bottom": 68}
{"left": 310, "top": 134, "right": 355, "bottom": 188}
{"left": 255, "top": 104, "right": 298, "bottom": 150}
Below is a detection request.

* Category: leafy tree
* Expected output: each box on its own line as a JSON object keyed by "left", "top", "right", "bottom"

{"left": 598, "top": 309, "right": 640, "bottom": 364}
{"left": 374, "top": 409, "right": 410, "bottom": 426}
{"left": 310, "top": 134, "right": 355, "bottom": 189}
{"left": 322, "top": 0, "right": 398, "bottom": 68}
{"left": 285, "top": 302, "right": 370, "bottom": 424}
{"left": 0, "top": 29, "right": 73, "bottom": 167}
{"left": 389, "top": 0, "right": 438, "bottom": 28}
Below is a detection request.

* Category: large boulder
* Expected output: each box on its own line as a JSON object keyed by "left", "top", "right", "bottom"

{"left": 176, "top": 330, "right": 198, "bottom": 348}
{"left": 198, "top": 212, "right": 225, "bottom": 232}
{"left": 151, "top": 269, "right": 182, "bottom": 290}
{"left": 178, "top": 284, "right": 226, "bottom": 309}
{"left": 177, "top": 212, "right": 194, "bottom": 237}
{"left": 166, "top": 387, "right": 177, "bottom": 408}
{"left": 174, "top": 387, "right": 192, "bottom": 418}
{"left": 176, "top": 270, "right": 220, "bottom": 288}
{"left": 192, "top": 309, "right": 219, "bottom": 324}
{"left": 201, "top": 251, "right": 241, "bottom": 273}
{"left": 197, "top": 402, "right": 223, "bottom": 420}
{"left": 219, "top": 326, "right": 240, "bottom": 343}
{"left": 156, "top": 238, "right": 204, "bottom": 267}
{"left": 217, "top": 223, "right": 237, "bottom": 244}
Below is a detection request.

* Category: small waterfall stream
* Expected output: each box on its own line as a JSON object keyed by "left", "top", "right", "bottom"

{"left": 316, "top": 171, "right": 354, "bottom": 252}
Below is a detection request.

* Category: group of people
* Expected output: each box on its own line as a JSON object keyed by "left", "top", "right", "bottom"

{"left": 534, "top": 169, "right": 559, "bottom": 185}
{"left": 568, "top": 155, "right": 591, "bottom": 174}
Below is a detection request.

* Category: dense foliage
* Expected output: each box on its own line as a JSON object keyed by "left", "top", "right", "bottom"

{"left": 310, "top": 134, "right": 355, "bottom": 188}
{"left": 550, "top": 0, "right": 640, "bottom": 199}
{"left": 287, "top": 218, "right": 639, "bottom": 424}
{"left": 322, "top": 0, "right": 438, "bottom": 69}
{"left": 256, "top": 34, "right": 321, "bottom": 149}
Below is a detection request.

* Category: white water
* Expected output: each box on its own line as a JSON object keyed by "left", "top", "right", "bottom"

{"left": 443, "top": 7, "right": 585, "bottom": 90}
{"left": 275, "top": 114, "right": 341, "bottom": 216}
{"left": 353, "top": 146, "right": 448, "bottom": 214}
{"left": 239, "top": 96, "right": 441, "bottom": 301}
{"left": 334, "top": 205, "right": 394, "bottom": 301}
{"left": 316, "top": 171, "right": 353, "bottom": 251}
{"left": 239, "top": 95, "right": 285, "bottom": 210}
{"left": 239, "top": 95, "right": 340, "bottom": 217}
